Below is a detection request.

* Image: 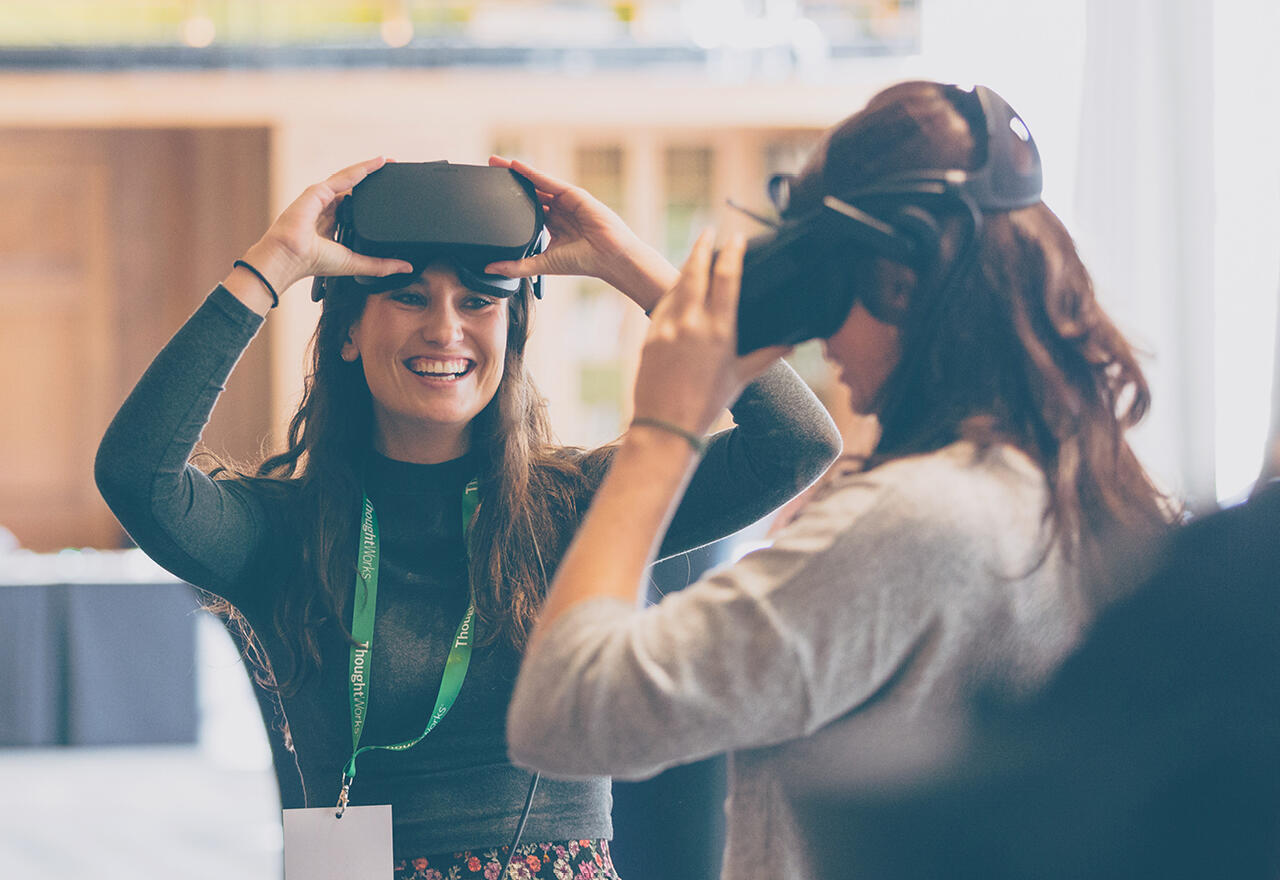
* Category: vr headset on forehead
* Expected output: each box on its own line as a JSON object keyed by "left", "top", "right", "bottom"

{"left": 310, "top": 161, "right": 549, "bottom": 302}
{"left": 734, "top": 84, "right": 1044, "bottom": 353}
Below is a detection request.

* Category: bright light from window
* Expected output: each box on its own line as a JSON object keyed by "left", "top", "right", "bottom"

{"left": 381, "top": 15, "right": 414, "bottom": 48}
{"left": 181, "top": 15, "right": 216, "bottom": 48}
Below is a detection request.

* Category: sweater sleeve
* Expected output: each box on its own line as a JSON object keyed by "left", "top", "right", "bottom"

{"left": 507, "top": 473, "right": 949, "bottom": 781}
{"left": 94, "top": 286, "right": 272, "bottom": 605}
{"left": 582, "top": 360, "right": 841, "bottom": 559}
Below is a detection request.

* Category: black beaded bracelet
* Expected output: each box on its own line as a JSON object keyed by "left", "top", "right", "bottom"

{"left": 630, "top": 416, "right": 707, "bottom": 456}
{"left": 233, "top": 259, "right": 280, "bottom": 308}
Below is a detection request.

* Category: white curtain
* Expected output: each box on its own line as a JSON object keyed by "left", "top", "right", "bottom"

{"left": 1070, "top": 0, "right": 1280, "bottom": 509}
{"left": 1210, "top": 1, "right": 1280, "bottom": 499}
{"left": 908, "top": 0, "right": 1267, "bottom": 509}
{"left": 1072, "top": 0, "right": 1218, "bottom": 511}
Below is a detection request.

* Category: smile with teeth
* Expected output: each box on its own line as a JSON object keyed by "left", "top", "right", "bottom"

{"left": 405, "top": 356, "right": 474, "bottom": 380}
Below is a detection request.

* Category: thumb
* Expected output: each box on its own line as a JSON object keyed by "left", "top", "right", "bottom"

{"left": 342, "top": 253, "right": 414, "bottom": 278}
{"left": 485, "top": 255, "right": 546, "bottom": 279}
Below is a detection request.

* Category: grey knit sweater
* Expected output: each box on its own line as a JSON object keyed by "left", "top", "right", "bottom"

{"left": 94, "top": 285, "right": 841, "bottom": 858}
{"left": 508, "top": 441, "right": 1090, "bottom": 880}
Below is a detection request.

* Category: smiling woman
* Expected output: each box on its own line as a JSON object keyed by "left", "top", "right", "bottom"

{"left": 341, "top": 266, "right": 511, "bottom": 464}
{"left": 92, "top": 156, "right": 840, "bottom": 877}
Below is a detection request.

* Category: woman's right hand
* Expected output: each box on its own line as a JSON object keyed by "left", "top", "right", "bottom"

{"left": 483, "top": 156, "right": 678, "bottom": 312}
{"left": 226, "top": 157, "right": 414, "bottom": 313}
{"left": 632, "top": 230, "right": 790, "bottom": 439}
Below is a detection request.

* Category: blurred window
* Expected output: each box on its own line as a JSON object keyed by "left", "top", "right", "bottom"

{"left": 571, "top": 144, "right": 631, "bottom": 446}
{"left": 662, "top": 145, "right": 713, "bottom": 260}
{"left": 0, "top": 1, "right": 920, "bottom": 67}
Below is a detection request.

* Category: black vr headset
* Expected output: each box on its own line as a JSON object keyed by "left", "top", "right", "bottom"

{"left": 734, "top": 84, "right": 1044, "bottom": 353}
{"left": 311, "top": 161, "right": 549, "bottom": 302}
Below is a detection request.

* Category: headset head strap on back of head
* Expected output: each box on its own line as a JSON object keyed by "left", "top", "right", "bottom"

{"left": 734, "top": 83, "right": 1043, "bottom": 353}
{"left": 961, "top": 85, "right": 1043, "bottom": 212}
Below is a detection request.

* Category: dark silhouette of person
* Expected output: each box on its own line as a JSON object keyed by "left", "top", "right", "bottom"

{"left": 792, "top": 479, "right": 1280, "bottom": 879}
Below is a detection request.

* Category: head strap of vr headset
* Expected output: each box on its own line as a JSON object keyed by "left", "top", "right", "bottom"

{"left": 734, "top": 84, "right": 1043, "bottom": 354}
{"left": 819, "top": 84, "right": 1043, "bottom": 261}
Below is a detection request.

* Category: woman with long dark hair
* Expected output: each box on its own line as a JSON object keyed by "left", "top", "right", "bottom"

{"left": 507, "top": 81, "right": 1174, "bottom": 880}
{"left": 94, "top": 156, "right": 840, "bottom": 878}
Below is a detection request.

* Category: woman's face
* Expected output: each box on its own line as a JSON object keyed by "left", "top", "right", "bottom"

{"left": 342, "top": 262, "right": 509, "bottom": 462}
{"left": 822, "top": 300, "right": 901, "bottom": 415}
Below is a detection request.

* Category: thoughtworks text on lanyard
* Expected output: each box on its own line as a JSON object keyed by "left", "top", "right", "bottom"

{"left": 336, "top": 479, "right": 479, "bottom": 815}
{"left": 280, "top": 481, "right": 479, "bottom": 879}
{"left": 280, "top": 479, "right": 540, "bottom": 880}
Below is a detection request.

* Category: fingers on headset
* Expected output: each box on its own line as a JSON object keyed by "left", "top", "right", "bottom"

{"left": 674, "top": 229, "right": 716, "bottom": 306}
{"left": 484, "top": 257, "right": 535, "bottom": 278}
{"left": 371, "top": 260, "right": 414, "bottom": 278}
{"left": 708, "top": 233, "right": 746, "bottom": 315}
{"left": 491, "top": 156, "right": 554, "bottom": 198}
{"left": 508, "top": 159, "right": 574, "bottom": 196}
{"left": 494, "top": 157, "right": 572, "bottom": 207}
{"left": 325, "top": 156, "right": 388, "bottom": 196}
{"left": 344, "top": 251, "right": 412, "bottom": 277}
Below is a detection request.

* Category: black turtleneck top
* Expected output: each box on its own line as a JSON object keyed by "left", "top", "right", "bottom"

{"left": 94, "top": 285, "right": 841, "bottom": 856}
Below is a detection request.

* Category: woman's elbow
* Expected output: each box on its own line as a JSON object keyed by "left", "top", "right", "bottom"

{"left": 506, "top": 682, "right": 594, "bottom": 777}
{"left": 788, "top": 411, "right": 842, "bottom": 490}
{"left": 507, "top": 661, "right": 651, "bottom": 779}
{"left": 807, "top": 414, "right": 843, "bottom": 479}
{"left": 93, "top": 438, "right": 133, "bottom": 511}
{"left": 505, "top": 698, "right": 542, "bottom": 764}
{"left": 508, "top": 713, "right": 661, "bottom": 781}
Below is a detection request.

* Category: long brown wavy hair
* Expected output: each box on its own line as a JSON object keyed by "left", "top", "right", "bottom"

{"left": 211, "top": 274, "right": 601, "bottom": 691}
{"left": 797, "top": 81, "right": 1172, "bottom": 586}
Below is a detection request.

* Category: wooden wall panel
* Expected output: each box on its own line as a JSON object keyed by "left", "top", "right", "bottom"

{"left": 184, "top": 128, "right": 274, "bottom": 470}
{"left": 0, "top": 128, "right": 270, "bottom": 551}
{"left": 0, "top": 155, "right": 115, "bottom": 549}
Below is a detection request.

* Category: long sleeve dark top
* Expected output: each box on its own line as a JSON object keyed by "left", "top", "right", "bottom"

{"left": 94, "top": 285, "right": 840, "bottom": 857}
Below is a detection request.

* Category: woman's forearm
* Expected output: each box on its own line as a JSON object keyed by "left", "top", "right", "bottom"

{"left": 532, "top": 425, "right": 698, "bottom": 641}
{"left": 656, "top": 360, "right": 840, "bottom": 557}
{"left": 600, "top": 241, "right": 679, "bottom": 313}
{"left": 94, "top": 287, "right": 268, "bottom": 595}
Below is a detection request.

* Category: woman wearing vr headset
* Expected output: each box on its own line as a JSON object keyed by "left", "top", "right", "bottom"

{"left": 507, "top": 81, "right": 1174, "bottom": 879}
{"left": 95, "top": 157, "right": 840, "bottom": 878}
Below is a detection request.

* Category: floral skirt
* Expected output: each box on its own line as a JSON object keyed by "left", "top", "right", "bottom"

{"left": 395, "top": 839, "right": 619, "bottom": 880}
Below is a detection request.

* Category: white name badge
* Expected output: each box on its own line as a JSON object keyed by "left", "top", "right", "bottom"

{"left": 283, "top": 805, "right": 394, "bottom": 880}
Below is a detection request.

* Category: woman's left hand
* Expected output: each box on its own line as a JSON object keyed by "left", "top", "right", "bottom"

{"left": 632, "top": 230, "right": 791, "bottom": 437}
{"left": 484, "top": 156, "right": 677, "bottom": 310}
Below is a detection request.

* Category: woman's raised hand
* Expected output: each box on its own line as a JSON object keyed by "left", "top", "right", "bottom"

{"left": 484, "top": 156, "right": 677, "bottom": 311}
{"left": 631, "top": 230, "right": 790, "bottom": 438}
{"left": 231, "top": 157, "right": 413, "bottom": 311}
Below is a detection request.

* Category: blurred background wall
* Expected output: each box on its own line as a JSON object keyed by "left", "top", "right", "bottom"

{"left": 0, "top": 1, "right": 1276, "bottom": 878}
{"left": 0, "top": 0, "right": 1275, "bottom": 556}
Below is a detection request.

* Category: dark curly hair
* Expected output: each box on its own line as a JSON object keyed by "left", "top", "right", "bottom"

{"left": 207, "top": 273, "right": 604, "bottom": 691}
{"left": 797, "top": 80, "right": 1172, "bottom": 587}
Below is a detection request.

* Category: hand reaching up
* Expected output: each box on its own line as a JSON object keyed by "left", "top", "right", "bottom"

{"left": 229, "top": 157, "right": 414, "bottom": 313}
{"left": 632, "top": 230, "right": 791, "bottom": 438}
{"left": 485, "top": 156, "right": 677, "bottom": 311}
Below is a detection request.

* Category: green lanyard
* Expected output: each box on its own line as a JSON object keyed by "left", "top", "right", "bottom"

{"left": 337, "top": 479, "right": 479, "bottom": 814}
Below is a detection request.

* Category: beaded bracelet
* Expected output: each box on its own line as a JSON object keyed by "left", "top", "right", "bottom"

{"left": 233, "top": 259, "right": 280, "bottom": 308}
{"left": 630, "top": 416, "right": 707, "bottom": 456}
